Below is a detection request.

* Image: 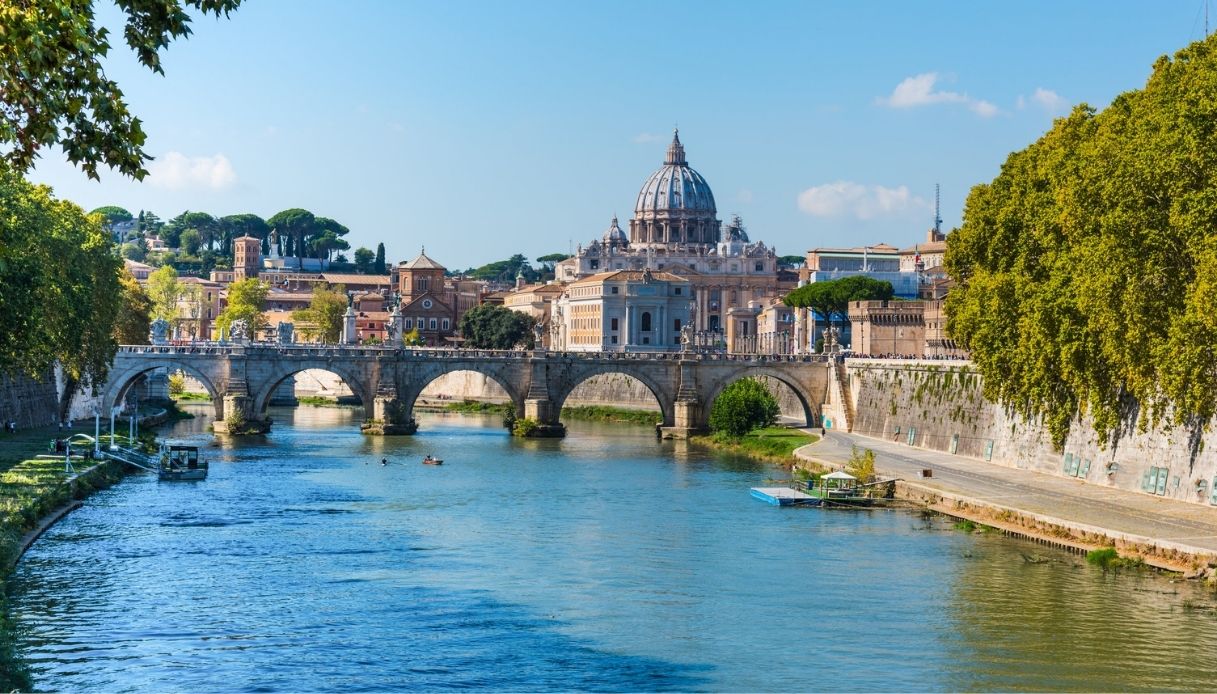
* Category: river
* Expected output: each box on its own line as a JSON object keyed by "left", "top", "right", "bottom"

{"left": 8, "top": 404, "right": 1217, "bottom": 692}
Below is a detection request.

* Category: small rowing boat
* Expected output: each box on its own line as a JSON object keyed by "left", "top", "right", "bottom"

{"left": 422, "top": 455, "right": 443, "bottom": 466}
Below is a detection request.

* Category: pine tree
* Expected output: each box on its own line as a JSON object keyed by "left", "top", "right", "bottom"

{"left": 374, "top": 243, "right": 386, "bottom": 274}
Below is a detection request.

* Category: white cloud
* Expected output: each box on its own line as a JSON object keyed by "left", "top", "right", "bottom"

{"left": 736, "top": 188, "right": 754, "bottom": 204}
{"left": 877, "top": 72, "right": 999, "bottom": 118}
{"left": 1032, "top": 87, "right": 1066, "bottom": 112}
{"left": 797, "top": 181, "right": 931, "bottom": 220}
{"left": 146, "top": 152, "right": 236, "bottom": 191}
{"left": 632, "top": 132, "right": 665, "bottom": 144}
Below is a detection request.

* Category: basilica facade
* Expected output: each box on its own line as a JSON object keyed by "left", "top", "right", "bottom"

{"left": 554, "top": 130, "right": 790, "bottom": 335}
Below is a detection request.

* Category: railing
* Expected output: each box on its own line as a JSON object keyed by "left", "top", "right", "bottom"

{"left": 116, "top": 344, "right": 833, "bottom": 364}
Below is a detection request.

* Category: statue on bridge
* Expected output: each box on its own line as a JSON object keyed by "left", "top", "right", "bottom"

{"left": 276, "top": 321, "right": 295, "bottom": 345}
{"left": 229, "top": 319, "right": 251, "bottom": 344}
{"left": 149, "top": 318, "right": 171, "bottom": 345}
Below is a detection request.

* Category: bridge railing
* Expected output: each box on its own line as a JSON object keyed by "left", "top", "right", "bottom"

{"left": 116, "top": 343, "right": 833, "bottom": 364}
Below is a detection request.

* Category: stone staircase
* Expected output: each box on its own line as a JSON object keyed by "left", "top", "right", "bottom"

{"left": 828, "top": 360, "right": 855, "bottom": 432}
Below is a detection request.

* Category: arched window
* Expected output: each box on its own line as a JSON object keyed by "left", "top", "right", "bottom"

{"left": 641, "top": 312, "right": 652, "bottom": 332}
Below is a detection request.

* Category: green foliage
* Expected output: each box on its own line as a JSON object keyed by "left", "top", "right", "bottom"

{"left": 146, "top": 265, "right": 184, "bottom": 322}
{"left": 953, "top": 519, "right": 978, "bottom": 532}
{"left": 374, "top": 243, "right": 386, "bottom": 274}
{"left": 778, "top": 254, "right": 806, "bottom": 268}
{"left": 215, "top": 278, "right": 268, "bottom": 335}
{"left": 168, "top": 372, "right": 185, "bottom": 395}
{"left": 402, "top": 327, "right": 424, "bottom": 346}
{"left": 844, "top": 445, "right": 876, "bottom": 481}
{"left": 1084, "top": 547, "right": 1143, "bottom": 570}
{"left": 460, "top": 304, "right": 535, "bottom": 349}
{"left": 121, "top": 238, "right": 147, "bottom": 261}
{"left": 114, "top": 269, "right": 152, "bottom": 344}
{"left": 469, "top": 254, "right": 537, "bottom": 282}
{"left": 0, "top": 163, "right": 121, "bottom": 386}
{"left": 179, "top": 228, "right": 201, "bottom": 255}
{"left": 512, "top": 416, "right": 539, "bottom": 437}
{"left": 0, "top": 0, "right": 241, "bottom": 179}
{"left": 702, "top": 427, "right": 819, "bottom": 461}
{"left": 783, "top": 275, "right": 895, "bottom": 333}
{"left": 945, "top": 35, "right": 1217, "bottom": 447}
{"left": 292, "top": 283, "right": 347, "bottom": 344}
{"left": 353, "top": 247, "right": 375, "bottom": 273}
{"left": 91, "top": 206, "right": 133, "bottom": 225}
{"left": 709, "top": 378, "right": 780, "bottom": 438}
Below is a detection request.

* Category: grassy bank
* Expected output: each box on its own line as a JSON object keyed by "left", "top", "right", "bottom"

{"left": 691, "top": 427, "right": 820, "bottom": 464}
{"left": 0, "top": 426, "right": 135, "bottom": 690}
{"left": 438, "top": 400, "right": 660, "bottom": 425}
{"left": 173, "top": 391, "right": 211, "bottom": 401}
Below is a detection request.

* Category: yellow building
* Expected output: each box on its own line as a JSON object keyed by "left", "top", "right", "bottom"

{"left": 553, "top": 269, "right": 692, "bottom": 352}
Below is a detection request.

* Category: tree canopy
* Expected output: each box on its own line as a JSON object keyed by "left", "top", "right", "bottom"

{"left": 783, "top": 275, "right": 895, "bottom": 327}
{"left": 709, "top": 378, "right": 779, "bottom": 438}
{"left": 113, "top": 269, "right": 152, "bottom": 345}
{"left": 0, "top": 0, "right": 241, "bottom": 179}
{"left": 945, "top": 35, "right": 1217, "bottom": 448}
{"left": 0, "top": 163, "right": 122, "bottom": 386}
{"left": 292, "top": 283, "right": 347, "bottom": 344}
{"left": 146, "top": 265, "right": 184, "bottom": 322}
{"left": 90, "top": 205, "right": 133, "bottom": 225}
{"left": 469, "top": 254, "right": 537, "bottom": 283}
{"left": 459, "top": 304, "right": 535, "bottom": 349}
{"left": 216, "top": 278, "right": 268, "bottom": 336}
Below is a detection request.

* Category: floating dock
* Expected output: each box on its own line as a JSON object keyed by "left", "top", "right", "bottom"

{"left": 750, "top": 487, "right": 821, "bottom": 507}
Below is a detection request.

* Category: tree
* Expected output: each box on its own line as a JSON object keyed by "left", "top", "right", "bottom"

{"left": 459, "top": 304, "right": 535, "bottom": 349}
{"left": 844, "top": 446, "right": 877, "bottom": 482}
{"left": 783, "top": 275, "right": 894, "bottom": 339}
{"left": 146, "top": 265, "right": 184, "bottom": 322}
{"left": 374, "top": 242, "right": 386, "bottom": 274}
{"left": 471, "top": 254, "right": 536, "bottom": 282}
{"left": 91, "top": 206, "right": 133, "bottom": 226}
{"left": 0, "top": 1, "right": 241, "bottom": 179}
{"left": 121, "top": 238, "right": 148, "bottom": 261}
{"left": 0, "top": 162, "right": 122, "bottom": 388}
{"left": 114, "top": 269, "right": 152, "bottom": 344}
{"left": 402, "top": 327, "right": 424, "bottom": 346}
{"left": 709, "top": 378, "right": 779, "bottom": 438}
{"left": 267, "top": 208, "right": 316, "bottom": 268}
{"left": 778, "top": 254, "right": 805, "bottom": 269}
{"left": 179, "top": 229, "right": 202, "bottom": 256}
{"left": 945, "top": 35, "right": 1217, "bottom": 448}
{"left": 536, "top": 253, "right": 571, "bottom": 271}
{"left": 216, "top": 278, "right": 268, "bottom": 336}
{"left": 353, "top": 247, "right": 375, "bottom": 273}
{"left": 292, "top": 283, "right": 347, "bottom": 344}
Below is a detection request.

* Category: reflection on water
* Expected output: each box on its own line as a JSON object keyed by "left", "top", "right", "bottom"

{"left": 9, "top": 404, "right": 1217, "bottom": 692}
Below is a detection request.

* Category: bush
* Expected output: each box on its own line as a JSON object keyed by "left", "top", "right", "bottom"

{"left": 845, "top": 445, "right": 876, "bottom": 481}
{"left": 709, "top": 378, "right": 779, "bottom": 438}
{"left": 512, "top": 416, "right": 539, "bottom": 437}
{"left": 168, "top": 372, "right": 185, "bottom": 396}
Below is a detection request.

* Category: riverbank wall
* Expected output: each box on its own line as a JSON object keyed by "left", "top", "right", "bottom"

{"left": 843, "top": 359, "right": 1217, "bottom": 508}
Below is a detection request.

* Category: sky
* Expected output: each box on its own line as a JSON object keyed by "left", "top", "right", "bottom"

{"left": 27, "top": 0, "right": 1217, "bottom": 268}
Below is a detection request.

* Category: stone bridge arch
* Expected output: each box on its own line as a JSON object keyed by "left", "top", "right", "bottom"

{"left": 699, "top": 364, "right": 827, "bottom": 429}
{"left": 398, "top": 359, "right": 529, "bottom": 428}
{"left": 251, "top": 360, "right": 379, "bottom": 416}
{"left": 102, "top": 359, "right": 225, "bottom": 421}
{"left": 550, "top": 361, "right": 677, "bottom": 428}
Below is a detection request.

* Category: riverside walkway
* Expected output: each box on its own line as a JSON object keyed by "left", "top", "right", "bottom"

{"left": 797, "top": 431, "right": 1217, "bottom": 567}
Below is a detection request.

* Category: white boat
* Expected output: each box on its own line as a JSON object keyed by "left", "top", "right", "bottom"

{"left": 159, "top": 444, "right": 208, "bottom": 481}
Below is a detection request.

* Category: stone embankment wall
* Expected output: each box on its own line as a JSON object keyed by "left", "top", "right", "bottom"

{"left": 845, "top": 359, "right": 1217, "bottom": 507}
{"left": 0, "top": 371, "right": 59, "bottom": 428}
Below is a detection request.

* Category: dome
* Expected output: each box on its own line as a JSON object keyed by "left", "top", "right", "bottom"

{"left": 634, "top": 130, "right": 717, "bottom": 215}
{"left": 602, "top": 216, "right": 628, "bottom": 247}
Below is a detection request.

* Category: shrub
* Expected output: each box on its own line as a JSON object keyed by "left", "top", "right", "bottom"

{"left": 512, "top": 416, "right": 539, "bottom": 437}
{"left": 168, "top": 372, "right": 185, "bottom": 395}
{"left": 709, "top": 378, "right": 779, "bottom": 438}
{"left": 845, "top": 445, "right": 876, "bottom": 481}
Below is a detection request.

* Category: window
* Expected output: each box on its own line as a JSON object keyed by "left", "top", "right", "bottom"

{"left": 442, "top": 318, "right": 450, "bottom": 331}
{"left": 641, "top": 312, "right": 653, "bottom": 331}
{"left": 404, "top": 318, "right": 413, "bottom": 329}
{"left": 642, "top": 336, "right": 650, "bottom": 344}
{"left": 611, "top": 336, "right": 618, "bottom": 344}
{"left": 611, "top": 318, "right": 619, "bottom": 331}
{"left": 755, "top": 262, "right": 763, "bottom": 271}
{"left": 674, "top": 287, "right": 682, "bottom": 295}
{"left": 590, "top": 259, "right": 600, "bottom": 269}
{"left": 429, "top": 318, "right": 438, "bottom": 330}
{"left": 674, "top": 319, "right": 681, "bottom": 332}
{"left": 611, "top": 286, "right": 619, "bottom": 294}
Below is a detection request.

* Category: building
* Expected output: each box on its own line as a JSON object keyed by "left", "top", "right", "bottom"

{"left": 124, "top": 259, "right": 154, "bottom": 281}
{"left": 846, "top": 299, "right": 968, "bottom": 359}
{"left": 552, "top": 269, "right": 692, "bottom": 352}
{"left": 502, "top": 282, "right": 566, "bottom": 348}
{"left": 898, "top": 228, "right": 947, "bottom": 274}
{"left": 555, "top": 131, "right": 788, "bottom": 336}
{"left": 800, "top": 243, "right": 920, "bottom": 299}
{"left": 396, "top": 250, "right": 461, "bottom": 346}
{"left": 233, "top": 235, "right": 261, "bottom": 280}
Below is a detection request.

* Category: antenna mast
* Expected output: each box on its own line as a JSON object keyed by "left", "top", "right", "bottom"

{"left": 934, "top": 183, "right": 943, "bottom": 236}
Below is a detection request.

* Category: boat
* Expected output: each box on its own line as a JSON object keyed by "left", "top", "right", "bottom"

{"left": 422, "top": 455, "right": 443, "bottom": 466}
{"left": 159, "top": 444, "right": 208, "bottom": 481}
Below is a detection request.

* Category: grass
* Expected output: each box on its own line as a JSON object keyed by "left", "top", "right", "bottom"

{"left": 691, "top": 427, "right": 820, "bottom": 463}
{"left": 1086, "top": 547, "right": 1146, "bottom": 571}
{"left": 297, "top": 395, "right": 351, "bottom": 407}
{"left": 442, "top": 400, "right": 511, "bottom": 414}
{"left": 173, "top": 391, "right": 212, "bottom": 401}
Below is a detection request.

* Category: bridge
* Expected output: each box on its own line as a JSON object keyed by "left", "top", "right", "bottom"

{"left": 101, "top": 345, "right": 833, "bottom": 437}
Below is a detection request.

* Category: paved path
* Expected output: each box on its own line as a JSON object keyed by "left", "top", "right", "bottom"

{"left": 797, "top": 431, "right": 1217, "bottom": 558}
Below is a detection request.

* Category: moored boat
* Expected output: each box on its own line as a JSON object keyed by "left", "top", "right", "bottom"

{"left": 159, "top": 444, "right": 208, "bottom": 481}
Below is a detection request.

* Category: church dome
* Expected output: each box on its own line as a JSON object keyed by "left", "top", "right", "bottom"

{"left": 602, "top": 216, "right": 628, "bottom": 247}
{"left": 629, "top": 130, "right": 720, "bottom": 247}
{"left": 634, "top": 130, "right": 716, "bottom": 215}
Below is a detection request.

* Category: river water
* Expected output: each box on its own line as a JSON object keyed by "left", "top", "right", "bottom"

{"left": 8, "top": 404, "right": 1217, "bottom": 692}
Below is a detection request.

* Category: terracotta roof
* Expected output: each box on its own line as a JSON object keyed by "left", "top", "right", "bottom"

{"left": 400, "top": 251, "right": 446, "bottom": 270}
{"left": 318, "top": 273, "right": 392, "bottom": 285}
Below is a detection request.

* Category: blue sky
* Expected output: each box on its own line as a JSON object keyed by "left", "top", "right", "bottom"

{"left": 28, "top": 0, "right": 1214, "bottom": 268}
